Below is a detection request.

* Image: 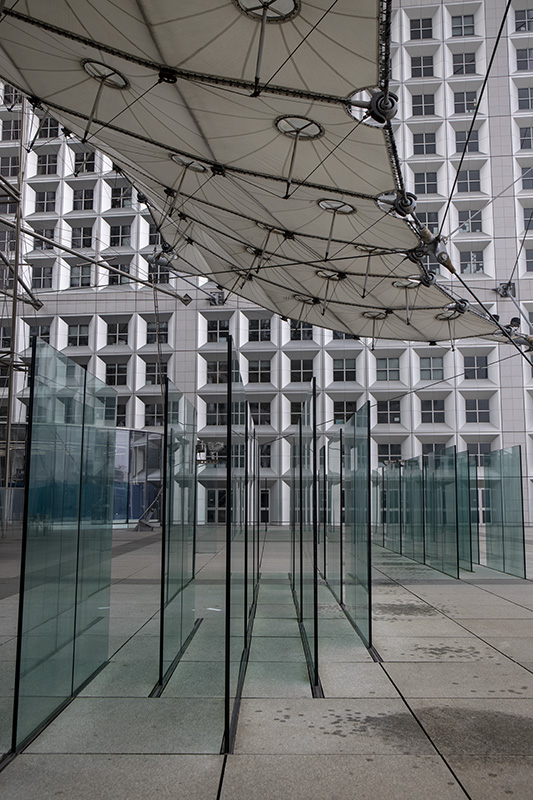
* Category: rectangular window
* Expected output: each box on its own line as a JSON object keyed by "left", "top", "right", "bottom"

{"left": 146, "top": 320, "right": 168, "bottom": 344}
{"left": 420, "top": 356, "right": 443, "bottom": 381}
{"left": 110, "top": 224, "right": 131, "bottom": 246}
{"left": 206, "top": 402, "right": 227, "bottom": 426}
{"left": 35, "top": 190, "right": 56, "bottom": 212}
{"left": 290, "top": 358, "right": 313, "bottom": 382}
{"left": 416, "top": 211, "right": 439, "bottom": 233}
{"left": 333, "top": 358, "right": 356, "bottom": 381}
{"left": 29, "top": 324, "right": 50, "bottom": 343}
{"left": 464, "top": 354, "right": 488, "bottom": 379}
{"left": 250, "top": 401, "right": 271, "bottom": 425}
{"left": 453, "top": 52, "right": 476, "bottom": 75}
{"left": 452, "top": 14, "right": 474, "bottom": 37}
{"left": 467, "top": 441, "right": 491, "bottom": 466}
{"left": 410, "top": 17, "right": 432, "bottom": 39}
{"left": 145, "top": 361, "right": 167, "bottom": 385}
{"left": 67, "top": 323, "right": 89, "bottom": 347}
{"left": 0, "top": 194, "right": 16, "bottom": 214}
{"left": 108, "top": 264, "right": 130, "bottom": 285}
{"left": 206, "top": 360, "right": 228, "bottom": 384}
{"left": 457, "top": 169, "right": 480, "bottom": 192}
{"left": 454, "top": 91, "right": 477, "bottom": 113}
{"left": 376, "top": 357, "right": 400, "bottom": 381}
{"left": 105, "top": 362, "right": 127, "bottom": 386}
{"left": 412, "top": 93, "right": 435, "bottom": 116}
{"left": 460, "top": 250, "right": 484, "bottom": 274}
{"left": 523, "top": 167, "right": 533, "bottom": 190}
{"left": 290, "top": 401, "right": 302, "bottom": 425}
{"left": 0, "top": 325, "right": 11, "bottom": 348}
{"left": 259, "top": 443, "right": 271, "bottom": 468}
{"left": 422, "top": 443, "right": 446, "bottom": 457}
{"left": 111, "top": 186, "right": 133, "bottom": 208}
{"left": 377, "top": 400, "right": 401, "bottom": 424}
{"left": 332, "top": 330, "right": 358, "bottom": 340}
{"left": 521, "top": 127, "right": 533, "bottom": 150}
{"left": 107, "top": 321, "right": 128, "bottom": 345}
{"left": 421, "top": 398, "right": 445, "bottom": 423}
{"left": 333, "top": 401, "right": 357, "bottom": 424}
{"left": 0, "top": 230, "right": 16, "bottom": 252}
{"left": 33, "top": 228, "right": 55, "bottom": 250}
{"left": 455, "top": 129, "right": 479, "bottom": 152}
{"left": 413, "top": 132, "right": 436, "bottom": 155}
{"left": 248, "top": 359, "right": 271, "bottom": 383}
{"left": 411, "top": 55, "right": 433, "bottom": 77}
{"left": 0, "top": 156, "right": 18, "bottom": 177}
{"left": 290, "top": 320, "right": 313, "bottom": 340}
{"left": 458, "top": 209, "right": 482, "bottom": 232}
{"left": 517, "top": 48, "right": 533, "bottom": 71}
{"left": 38, "top": 117, "right": 59, "bottom": 139}
{"left": 1, "top": 119, "right": 20, "bottom": 141}
{"left": 516, "top": 9, "right": 533, "bottom": 31}
{"left": 465, "top": 397, "right": 490, "bottom": 422}
{"left": 526, "top": 249, "right": 533, "bottom": 272}
{"left": 378, "top": 443, "right": 402, "bottom": 464}
{"left": 249, "top": 317, "right": 271, "bottom": 341}
{"left": 69, "top": 264, "right": 91, "bottom": 288}
{"left": 31, "top": 265, "right": 53, "bottom": 289}
{"left": 116, "top": 403, "right": 127, "bottom": 427}
{"left": 36, "top": 153, "right": 58, "bottom": 175}
{"left": 3, "top": 85, "right": 21, "bottom": 106}
{"left": 148, "top": 259, "right": 170, "bottom": 284}
{"left": 74, "top": 151, "right": 95, "bottom": 173}
{"left": 414, "top": 172, "right": 438, "bottom": 194}
{"left": 71, "top": 226, "right": 92, "bottom": 248}
{"left": 145, "top": 402, "right": 164, "bottom": 426}
{"left": 148, "top": 223, "right": 161, "bottom": 246}
{"left": 524, "top": 208, "right": 533, "bottom": 231}
{"left": 207, "top": 318, "right": 229, "bottom": 342}
{"left": 519, "top": 87, "right": 533, "bottom": 109}
{"left": 73, "top": 188, "right": 94, "bottom": 210}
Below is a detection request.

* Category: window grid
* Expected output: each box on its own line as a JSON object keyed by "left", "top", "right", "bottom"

{"left": 249, "top": 318, "right": 271, "bottom": 341}
{"left": 145, "top": 361, "right": 167, "bottom": 385}
{"left": 70, "top": 264, "right": 91, "bottom": 288}
{"left": 31, "top": 265, "right": 53, "bottom": 289}
{"left": 0, "top": 156, "right": 18, "bottom": 177}
{"left": 421, "top": 398, "right": 445, "bottom": 423}
{"left": 206, "top": 402, "right": 227, "bottom": 426}
{"left": 376, "top": 357, "right": 400, "bottom": 381}
{"left": 517, "top": 48, "right": 533, "bottom": 71}
{"left": 458, "top": 209, "right": 482, "bottom": 232}
{"left": 414, "top": 171, "right": 438, "bottom": 194}
{"left": 105, "top": 362, "right": 127, "bottom": 386}
{"left": 206, "top": 360, "right": 228, "bottom": 384}
{"left": 454, "top": 91, "right": 477, "bottom": 113}
{"left": 111, "top": 186, "right": 133, "bottom": 209}
{"left": 378, "top": 443, "right": 402, "bottom": 464}
{"left": 413, "top": 132, "right": 436, "bottom": 155}
{"left": 467, "top": 441, "right": 491, "bottom": 466}
{"left": 67, "top": 323, "right": 89, "bottom": 347}
{"left": 248, "top": 359, "right": 271, "bottom": 383}
{"left": 110, "top": 225, "right": 131, "bottom": 246}
{"left": 250, "top": 401, "right": 271, "bottom": 425}
{"left": 145, "top": 402, "right": 164, "bottom": 426}
{"left": 377, "top": 400, "right": 401, "bottom": 424}
{"left": 465, "top": 397, "right": 490, "bottom": 423}
{"left": 290, "top": 320, "right": 313, "bottom": 340}
{"left": 1, "top": 119, "right": 20, "bottom": 141}
{"left": 412, "top": 93, "right": 435, "bottom": 116}
{"left": 107, "top": 322, "right": 128, "bottom": 345}
{"left": 411, "top": 55, "right": 434, "bottom": 77}
{"left": 71, "top": 226, "right": 92, "bottom": 248}
{"left": 73, "top": 188, "right": 94, "bottom": 210}
{"left": 452, "top": 52, "right": 476, "bottom": 74}
{"left": 108, "top": 263, "right": 130, "bottom": 285}
{"left": 333, "top": 358, "right": 356, "bottom": 381}
{"left": 523, "top": 167, "right": 533, "bottom": 190}
{"left": 74, "top": 151, "right": 95, "bottom": 174}
{"left": 29, "top": 324, "right": 50, "bottom": 343}
{"left": 416, "top": 211, "right": 439, "bottom": 233}
{"left": 464, "top": 355, "right": 488, "bottom": 379}
{"left": 36, "top": 154, "right": 58, "bottom": 175}
{"left": 290, "top": 401, "right": 303, "bottom": 425}
{"left": 460, "top": 250, "right": 484, "bottom": 274}
{"left": 456, "top": 129, "right": 479, "bottom": 152}
{"left": 33, "top": 228, "right": 55, "bottom": 250}
{"left": 259, "top": 443, "right": 271, "bottom": 468}
{"left": 519, "top": 87, "right": 533, "bottom": 109}
{"left": 457, "top": 169, "right": 480, "bottom": 192}
{"left": 290, "top": 358, "right": 313, "bottom": 382}
{"left": 38, "top": 117, "right": 59, "bottom": 139}
{"left": 207, "top": 318, "right": 229, "bottom": 342}
{"left": 420, "top": 356, "right": 444, "bottom": 381}
{"left": 410, "top": 17, "right": 432, "bottom": 39}
{"left": 146, "top": 321, "right": 168, "bottom": 344}
{"left": 452, "top": 14, "right": 474, "bottom": 37}
{"left": 333, "top": 401, "right": 357, "bottom": 425}
{"left": 35, "top": 191, "right": 56, "bottom": 212}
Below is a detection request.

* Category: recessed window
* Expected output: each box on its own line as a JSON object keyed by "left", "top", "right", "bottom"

{"left": 249, "top": 317, "right": 271, "bottom": 341}
{"left": 108, "top": 263, "right": 130, "bottom": 285}
{"left": 333, "top": 401, "right": 357, "bottom": 425}
{"left": 106, "top": 362, "right": 127, "bottom": 386}
{"left": 378, "top": 443, "right": 401, "bottom": 464}
{"left": 290, "top": 358, "right": 313, "bottom": 382}
{"left": 148, "top": 259, "right": 170, "bottom": 284}
{"left": 111, "top": 186, "right": 132, "bottom": 209}
{"left": 290, "top": 401, "right": 303, "bottom": 425}
{"left": 35, "top": 190, "right": 56, "bottom": 212}
{"left": 452, "top": 52, "right": 476, "bottom": 75}
{"left": 71, "top": 226, "right": 92, "bottom": 248}
{"left": 456, "top": 170, "right": 480, "bottom": 192}
{"left": 332, "top": 330, "right": 358, "bottom": 340}
{"left": 465, "top": 397, "right": 490, "bottom": 422}
{"left": 260, "top": 443, "right": 271, "bottom": 468}
{"left": 206, "top": 360, "right": 228, "bottom": 384}
{"left": 410, "top": 17, "right": 432, "bottom": 40}
{"left": 413, "top": 132, "right": 436, "bottom": 155}
{"left": 116, "top": 403, "right": 127, "bottom": 427}
{"left": 422, "top": 442, "right": 446, "bottom": 456}
{"left": 70, "top": 264, "right": 91, "bottom": 288}
{"left": 411, "top": 55, "right": 434, "bottom": 77}
{"left": 333, "top": 358, "right": 356, "bottom": 381}
{"left": 36, "top": 153, "right": 57, "bottom": 175}
{"left": 420, "top": 356, "right": 443, "bottom": 381}
{"left": 421, "top": 398, "right": 445, "bottom": 423}
{"left": 1, "top": 119, "right": 20, "bottom": 141}
{"left": 207, "top": 318, "right": 229, "bottom": 342}
{"left": 464, "top": 354, "right": 488, "bottom": 379}
{"left": 248, "top": 359, "right": 271, "bottom": 383}
{"left": 33, "top": 228, "right": 55, "bottom": 250}
{"left": 517, "top": 48, "right": 533, "bottom": 71}
{"left": 416, "top": 212, "right": 439, "bottom": 233}
{"left": 110, "top": 224, "right": 131, "bottom": 246}
{"left": 145, "top": 403, "right": 164, "bottom": 426}
{"left": 460, "top": 250, "right": 484, "bottom": 274}
{"left": 452, "top": 14, "right": 474, "bottom": 37}
{"left": 520, "top": 127, "right": 533, "bottom": 150}
{"left": 412, "top": 93, "right": 435, "bottom": 116}
{"left": 516, "top": 9, "right": 533, "bottom": 32}
{"left": 377, "top": 400, "right": 401, "bottom": 424}
{"left": 455, "top": 129, "right": 479, "bottom": 153}
{"left": 376, "top": 357, "right": 400, "bottom": 381}
{"left": 73, "top": 188, "right": 94, "bottom": 210}
{"left": 467, "top": 441, "right": 491, "bottom": 466}
{"left": 454, "top": 91, "right": 477, "bottom": 114}
{"left": 107, "top": 321, "right": 128, "bottom": 345}
{"left": 145, "top": 361, "right": 167, "bottom": 385}
{"left": 414, "top": 172, "right": 438, "bottom": 194}
{"left": 526, "top": 249, "right": 533, "bottom": 272}
{"left": 31, "top": 265, "right": 53, "bottom": 289}
{"left": 38, "top": 117, "right": 59, "bottom": 139}
{"left": 458, "top": 209, "right": 482, "bottom": 233}
{"left": 0, "top": 230, "right": 16, "bottom": 252}
{"left": 523, "top": 167, "right": 533, "bottom": 190}
{"left": 290, "top": 320, "right": 313, "bottom": 340}
{"left": 74, "top": 151, "right": 95, "bottom": 174}
{"left": 146, "top": 320, "right": 168, "bottom": 344}
{"left": 518, "top": 88, "right": 533, "bottom": 109}
{"left": 67, "top": 323, "right": 89, "bottom": 347}
{"left": 3, "top": 85, "right": 21, "bottom": 105}
{"left": 0, "top": 156, "right": 18, "bottom": 177}
{"left": 206, "top": 402, "right": 227, "bottom": 426}
{"left": 250, "top": 401, "right": 271, "bottom": 425}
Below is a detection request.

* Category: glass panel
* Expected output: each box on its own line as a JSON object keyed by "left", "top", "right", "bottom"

{"left": 424, "top": 447, "right": 459, "bottom": 578}
{"left": 456, "top": 450, "right": 472, "bottom": 571}
{"left": 15, "top": 341, "right": 116, "bottom": 748}
{"left": 344, "top": 402, "right": 371, "bottom": 647}
{"left": 401, "top": 457, "right": 424, "bottom": 563}
{"left": 383, "top": 462, "right": 401, "bottom": 553}
{"left": 326, "top": 434, "right": 343, "bottom": 603}
{"left": 469, "top": 454, "right": 480, "bottom": 564}
{"left": 484, "top": 449, "right": 504, "bottom": 572}
{"left": 300, "top": 384, "right": 318, "bottom": 688}
{"left": 485, "top": 446, "right": 525, "bottom": 578}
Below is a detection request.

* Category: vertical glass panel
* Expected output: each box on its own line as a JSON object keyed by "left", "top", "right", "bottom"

{"left": 344, "top": 402, "right": 371, "bottom": 647}
{"left": 484, "top": 450, "right": 504, "bottom": 572}
{"left": 113, "top": 429, "right": 130, "bottom": 523}
{"left": 326, "top": 434, "right": 343, "bottom": 603}
{"left": 383, "top": 462, "right": 401, "bottom": 553}
{"left": 160, "top": 380, "right": 197, "bottom": 684}
{"left": 485, "top": 447, "right": 525, "bottom": 578}
{"left": 300, "top": 384, "right": 318, "bottom": 688}
{"left": 456, "top": 450, "right": 472, "bottom": 571}
{"left": 401, "top": 457, "right": 424, "bottom": 563}
{"left": 289, "top": 437, "right": 299, "bottom": 591}
{"left": 424, "top": 447, "right": 459, "bottom": 578}
{"left": 72, "top": 373, "right": 116, "bottom": 690}
{"left": 469, "top": 455, "right": 480, "bottom": 564}
{"left": 318, "top": 445, "right": 327, "bottom": 576}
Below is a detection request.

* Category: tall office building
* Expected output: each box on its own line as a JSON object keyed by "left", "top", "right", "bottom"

{"left": 1, "top": 0, "right": 533, "bottom": 525}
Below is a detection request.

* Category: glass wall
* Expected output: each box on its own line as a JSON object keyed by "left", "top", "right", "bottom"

{"left": 424, "top": 447, "right": 459, "bottom": 579}
{"left": 14, "top": 341, "right": 116, "bottom": 750}
{"left": 326, "top": 432, "right": 343, "bottom": 603}
{"left": 456, "top": 450, "right": 472, "bottom": 572}
{"left": 484, "top": 446, "right": 525, "bottom": 578}
{"left": 401, "top": 457, "right": 424, "bottom": 563}
{"left": 383, "top": 462, "right": 401, "bottom": 553}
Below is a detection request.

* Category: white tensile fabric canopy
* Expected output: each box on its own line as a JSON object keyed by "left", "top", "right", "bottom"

{"left": 0, "top": 0, "right": 497, "bottom": 340}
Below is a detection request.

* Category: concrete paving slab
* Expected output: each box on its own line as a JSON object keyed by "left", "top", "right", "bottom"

{"left": 163, "top": 661, "right": 226, "bottom": 698}
{"left": 0, "top": 753, "right": 223, "bottom": 800}
{"left": 220, "top": 754, "right": 466, "bottom": 800}
{"left": 79, "top": 661, "right": 158, "bottom": 697}
{"left": 248, "top": 636, "right": 305, "bottom": 662}
{"left": 251, "top": 618, "right": 300, "bottom": 637}
{"left": 25, "top": 697, "right": 225, "bottom": 754}
{"left": 473, "top": 636, "right": 533, "bottom": 663}
{"left": 318, "top": 636, "right": 374, "bottom": 663}
{"left": 255, "top": 604, "right": 302, "bottom": 619}
{"left": 374, "top": 635, "right": 504, "bottom": 663}
{"left": 320, "top": 662, "right": 400, "bottom": 699}
{"left": 385, "top": 662, "right": 533, "bottom": 699}
{"left": 409, "top": 698, "right": 533, "bottom": 755}
{"left": 447, "top": 755, "right": 533, "bottom": 800}
{"left": 458, "top": 618, "right": 533, "bottom": 638}
{"left": 243, "top": 662, "right": 312, "bottom": 698}
{"left": 373, "top": 617, "right": 464, "bottom": 637}
{"left": 234, "top": 699, "right": 434, "bottom": 755}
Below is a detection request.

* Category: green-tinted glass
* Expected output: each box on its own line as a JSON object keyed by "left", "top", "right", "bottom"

{"left": 456, "top": 450, "right": 472, "bottom": 571}
{"left": 469, "top": 454, "right": 480, "bottom": 564}
{"left": 326, "top": 434, "right": 343, "bottom": 603}
{"left": 300, "top": 384, "right": 318, "bottom": 687}
{"left": 485, "top": 446, "right": 525, "bottom": 578}
{"left": 384, "top": 462, "right": 401, "bottom": 553}
{"left": 401, "top": 457, "right": 424, "bottom": 563}
{"left": 424, "top": 447, "right": 459, "bottom": 578}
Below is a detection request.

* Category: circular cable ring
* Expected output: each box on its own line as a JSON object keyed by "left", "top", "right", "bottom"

{"left": 81, "top": 59, "right": 129, "bottom": 89}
